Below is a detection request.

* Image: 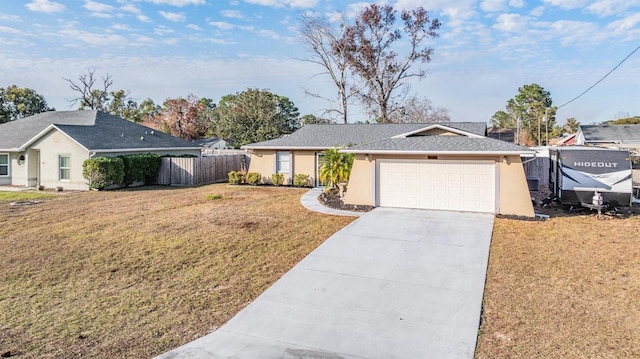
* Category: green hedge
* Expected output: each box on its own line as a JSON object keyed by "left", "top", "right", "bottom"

{"left": 119, "top": 153, "right": 161, "bottom": 185}
{"left": 83, "top": 153, "right": 161, "bottom": 190}
{"left": 82, "top": 157, "right": 125, "bottom": 190}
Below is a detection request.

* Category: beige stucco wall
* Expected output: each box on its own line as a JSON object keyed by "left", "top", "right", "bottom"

{"left": 247, "top": 149, "right": 319, "bottom": 185}
{"left": 247, "top": 150, "right": 276, "bottom": 183}
{"left": 497, "top": 155, "right": 535, "bottom": 217}
{"left": 292, "top": 151, "right": 317, "bottom": 185}
{"left": 31, "top": 130, "right": 91, "bottom": 190}
{"left": 343, "top": 153, "right": 374, "bottom": 205}
{"left": 344, "top": 153, "right": 535, "bottom": 217}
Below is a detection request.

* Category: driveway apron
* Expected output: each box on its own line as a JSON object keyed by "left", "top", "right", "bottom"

{"left": 157, "top": 207, "right": 495, "bottom": 359}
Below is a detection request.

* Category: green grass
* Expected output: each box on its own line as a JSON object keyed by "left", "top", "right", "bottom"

{"left": 0, "top": 191, "right": 55, "bottom": 203}
{"left": 205, "top": 193, "right": 223, "bottom": 200}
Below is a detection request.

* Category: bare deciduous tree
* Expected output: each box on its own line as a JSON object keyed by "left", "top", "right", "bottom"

{"left": 298, "top": 12, "right": 353, "bottom": 124}
{"left": 396, "top": 96, "right": 449, "bottom": 123}
{"left": 65, "top": 68, "right": 132, "bottom": 113}
{"left": 341, "top": 4, "right": 441, "bottom": 123}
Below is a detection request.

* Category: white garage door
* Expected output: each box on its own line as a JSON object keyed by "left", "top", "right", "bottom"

{"left": 377, "top": 160, "right": 496, "bottom": 213}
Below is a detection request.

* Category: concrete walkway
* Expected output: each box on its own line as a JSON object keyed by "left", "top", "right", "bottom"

{"left": 157, "top": 207, "right": 494, "bottom": 359}
{"left": 300, "top": 187, "right": 363, "bottom": 217}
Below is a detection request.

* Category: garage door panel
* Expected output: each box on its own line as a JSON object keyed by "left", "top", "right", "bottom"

{"left": 377, "top": 160, "right": 496, "bottom": 213}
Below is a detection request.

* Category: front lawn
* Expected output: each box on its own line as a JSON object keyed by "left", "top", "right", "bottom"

{"left": 0, "top": 185, "right": 354, "bottom": 358}
{"left": 476, "top": 215, "right": 640, "bottom": 358}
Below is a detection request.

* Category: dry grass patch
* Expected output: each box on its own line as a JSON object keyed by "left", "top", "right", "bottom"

{"left": 0, "top": 185, "right": 353, "bottom": 358}
{"left": 476, "top": 215, "right": 640, "bottom": 359}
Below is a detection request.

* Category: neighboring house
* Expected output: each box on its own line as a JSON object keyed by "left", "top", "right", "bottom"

{"left": 576, "top": 124, "right": 640, "bottom": 149}
{"left": 193, "top": 137, "right": 228, "bottom": 150}
{"left": 242, "top": 123, "right": 535, "bottom": 217}
{"left": 487, "top": 127, "right": 516, "bottom": 143}
{"left": 0, "top": 110, "right": 202, "bottom": 190}
{"left": 549, "top": 133, "right": 576, "bottom": 146}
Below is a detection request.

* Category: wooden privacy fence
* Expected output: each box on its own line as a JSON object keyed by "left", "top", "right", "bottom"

{"left": 156, "top": 155, "right": 245, "bottom": 186}
{"left": 523, "top": 156, "right": 550, "bottom": 187}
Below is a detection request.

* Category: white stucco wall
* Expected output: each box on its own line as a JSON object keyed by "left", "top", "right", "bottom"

{"left": 31, "top": 130, "right": 91, "bottom": 190}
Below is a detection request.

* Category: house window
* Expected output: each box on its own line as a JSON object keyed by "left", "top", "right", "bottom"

{"left": 0, "top": 154, "right": 8, "bottom": 176}
{"left": 59, "top": 155, "right": 71, "bottom": 180}
{"left": 276, "top": 151, "right": 290, "bottom": 173}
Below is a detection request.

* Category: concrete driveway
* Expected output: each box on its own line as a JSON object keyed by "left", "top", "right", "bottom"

{"left": 157, "top": 207, "right": 494, "bottom": 359}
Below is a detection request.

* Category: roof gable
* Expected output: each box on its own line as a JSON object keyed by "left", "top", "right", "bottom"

{"left": 0, "top": 110, "right": 200, "bottom": 152}
{"left": 0, "top": 110, "right": 97, "bottom": 150}
{"left": 391, "top": 124, "right": 484, "bottom": 139}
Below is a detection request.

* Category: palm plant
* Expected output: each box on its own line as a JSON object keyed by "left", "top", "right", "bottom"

{"left": 319, "top": 147, "right": 354, "bottom": 192}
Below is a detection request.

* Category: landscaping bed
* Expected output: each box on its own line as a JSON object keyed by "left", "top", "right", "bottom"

{"left": 318, "top": 189, "right": 374, "bottom": 212}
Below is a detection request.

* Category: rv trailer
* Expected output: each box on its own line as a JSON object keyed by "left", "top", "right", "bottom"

{"left": 549, "top": 147, "right": 633, "bottom": 206}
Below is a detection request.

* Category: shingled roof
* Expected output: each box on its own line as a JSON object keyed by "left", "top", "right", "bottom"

{"left": 241, "top": 122, "right": 487, "bottom": 150}
{"left": 1, "top": 110, "right": 200, "bottom": 152}
{"left": 579, "top": 124, "right": 640, "bottom": 144}
{"left": 342, "top": 136, "right": 533, "bottom": 154}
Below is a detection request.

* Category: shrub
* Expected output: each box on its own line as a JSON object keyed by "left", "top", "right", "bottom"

{"left": 228, "top": 171, "right": 243, "bottom": 185}
{"left": 82, "top": 157, "right": 125, "bottom": 190}
{"left": 119, "top": 153, "right": 161, "bottom": 186}
{"left": 319, "top": 147, "right": 354, "bottom": 191}
{"left": 293, "top": 174, "right": 312, "bottom": 187}
{"left": 245, "top": 172, "right": 262, "bottom": 185}
{"left": 205, "top": 194, "right": 223, "bottom": 200}
{"left": 271, "top": 173, "right": 284, "bottom": 186}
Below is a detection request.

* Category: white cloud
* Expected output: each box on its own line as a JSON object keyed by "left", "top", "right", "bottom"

{"left": 493, "top": 13, "right": 529, "bottom": 32}
{"left": 0, "top": 25, "right": 24, "bottom": 35}
{"left": 111, "top": 23, "right": 131, "bottom": 31}
{"left": 542, "top": 0, "right": 588, "bottom": 10}
{"left": 159, "top": 11, "right": 186, "bottom": 22}
{"left": 209, "top": 21, "right": 235, "bottom": 30}
{"left": 257, "top": 29, "right": 282, "bottom": 39}
{"left": 121, "top": 4, "right": 151, "bottom": 22}
{"left": 25, "top": 0, "right": 65, "bottom": 13}
{"left": 242, "top": 0, "right": 318, "bottom": 8}
{"left": 221, "top": 9, "right": 245, "bottom": 19}
{"left": 509, "top": 0, "right": 525, "bottom": 7}
{"left": 207, "top": 38, "right": 233, "bottom": 45}
{"left": 90, "top": 12, "right": 112, "bottom": 18}
{"left": 154, "top": 26, "right": 175, "bottom": 35}
{"left": 0, "top": 15, "right": 22, "bottom": 21}
{"left": 606, "top": 12, "right": 640, "bottom": 31}
{"left": 141, "top": 0, "right": 205, "bottom": 6}
{"left": 531, "top": 6, "right": 546, "bottom": 16}
{"left": 546, "top": 20, "right": 603, "bottom": 46}
{"left": 480, "top": 0, "right": 505, "bottom": 12}
{"left": 586, "top": 0, "right": 640, "bottom": 17}
{"left": 58, "top": 28, "right": 126, "bottom": 46}
{"left": 187, "top": 24, "right": 203, "bottom": 30}
{"left": 84, "top": 0, "right": 114, "bottom": 13}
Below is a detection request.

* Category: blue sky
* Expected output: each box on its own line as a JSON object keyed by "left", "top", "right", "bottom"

{"left": 1, "top": 0, "right": 639, "bottom": 125}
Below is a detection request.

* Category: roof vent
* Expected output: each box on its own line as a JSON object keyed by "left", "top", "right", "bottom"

{"left": 121, "top": 133, "right": 124, "bottom": 137}
{"left": 150, "top": 130, "right": 154, "bottom": 135}
{"left": 140, "top": 136, "right": 144, "bottom": 141}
